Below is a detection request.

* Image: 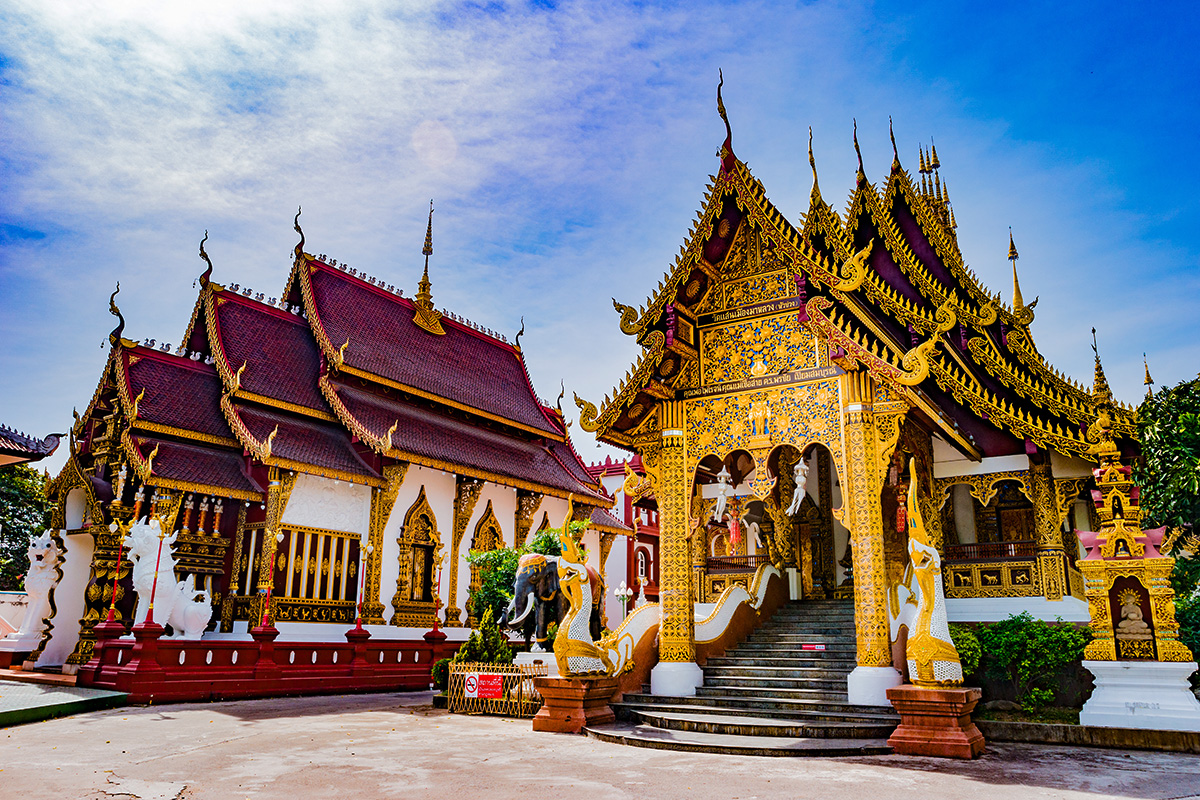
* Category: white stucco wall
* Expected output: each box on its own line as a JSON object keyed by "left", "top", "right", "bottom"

{"left": 280, "top": 473, "right": 371, "bottom": 535}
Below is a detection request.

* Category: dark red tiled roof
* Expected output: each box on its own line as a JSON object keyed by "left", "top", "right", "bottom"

{"left": 306, "top": 264, "right": 559, "bottom": 435}
{"left": 130, "top": 435, "right": 261, "bottom": 497}
{"left": 330, "top": 379, "right": 605, "bottom": 501}
{"left": 590, "top": 506, "right": 632, "bottom": 534}
{"left": 0, "top": 425, "right": 60, "bottom": 462}
{"left": 231, "top": 402, "right": 378, "bottom": 480}
{"left": 123, "top": 349, "right": 231, "bottom": 439}
{"left": 213, "top": 293, "right": 328, "bottom": 412}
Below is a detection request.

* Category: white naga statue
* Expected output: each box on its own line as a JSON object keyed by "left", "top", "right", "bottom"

{"left": 125, "top": 519, "right": 212, "bottom": 639}
{"left": 712, "top": 466, "right": 732, "bottom": 523}
{"left": 888, "top": 461, "right": 963, "bottom": 686}
{"left": 5, "top": 531, "right": 63, "bottom": 641}
{"left": 553, "top": 501, "right": 635, "bottom": 678}
{"left": 785, "top": 459, "right": 810, "bottom": 516}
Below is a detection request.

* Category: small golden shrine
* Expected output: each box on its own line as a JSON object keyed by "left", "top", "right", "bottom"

{"left": 1077, "top": 346, "right": 1192, "bottom": 663}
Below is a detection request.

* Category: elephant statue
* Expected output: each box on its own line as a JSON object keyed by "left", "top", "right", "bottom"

{"left": 500, "top": 551, "right": 605, "bottom": 652}
{"left": 501, "top": 553, "right": 565, "bottom": 652}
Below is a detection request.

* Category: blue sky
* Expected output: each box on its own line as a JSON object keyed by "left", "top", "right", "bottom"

{"left": 2, "top": 1, "right": 1198, "bottom": 474}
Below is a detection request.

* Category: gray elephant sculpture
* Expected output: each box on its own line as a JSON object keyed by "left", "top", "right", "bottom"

{"left": 500, "top": 553, "right": 565, "bottom": 652}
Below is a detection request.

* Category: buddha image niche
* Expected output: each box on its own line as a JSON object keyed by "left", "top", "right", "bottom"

{"left": 1115, "top": 589, "right": 1153, "bottom": 641}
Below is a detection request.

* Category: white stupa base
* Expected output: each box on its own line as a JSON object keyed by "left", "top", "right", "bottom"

{"left": 651, "top": 660, "right": 704, "bottom": 697}
{"left": 847, "top": 665, "right": 903, "bottom": 706}
{"left": 514, "top": 650, "right": 559, "bottom": 677}
{"left": 1080, "top": 660, "right": 1200, "bottom": 732}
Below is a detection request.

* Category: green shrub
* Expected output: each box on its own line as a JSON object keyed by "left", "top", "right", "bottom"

{"left": 977, "top": 612, "right": 1090, "bottom": 709}
{"left": 461, "top": 521, "right": 579, "bottom": 629}
{"left": 431, "top": 658, "right": 451, "bottom": 692}
{"left": 947, "top": 623, "right": 982, "bottom": 677}
{"left": 451, "top": 607, "right": 513, "bottom": 666}
{"left": 1176, "top": 595, "right": 1200, "bottom": 659}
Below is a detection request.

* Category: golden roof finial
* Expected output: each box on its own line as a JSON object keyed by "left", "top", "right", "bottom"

{"left": 413, "top": 199, "right": 445, "bottom": 335}
{"left": 852, "top": 118, "right": 865, "bottom": 179}
{"left": 293, "top": 207, "right": 305, "bottom": 263}
{"left": 808, "top": 126, "right": 822, "bottom": 202}
{"left": 1010, "top": 228, "right": 1025, "bottom": 310}
{"left": 1144, "top": 353, "right": 1155, "bottom": 397}
{"left": 889, "top": 117, "right": 900, "bottom": 170}
{"left": 198, "top": 230, "right": 214, "bottom": 288}
{"left": 930, "top": 139, "right": 940, "bottom": 170}
{"left": 108, "top": 281, "right": 126, "bottom": 346}
{"left": 716, "top": 69, "right": 735, "bottom": 171}
{"left": 1092, "top": 327, "right": 1113, "bottom": 403}
{"left": 919, "top": 146, "right": 928, "bottom": 175}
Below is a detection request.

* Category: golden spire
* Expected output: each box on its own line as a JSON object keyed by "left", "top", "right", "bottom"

{"left": 1144, "top": 353, "right": 1155, "bottom": 397}
{"left": 930, "top": 140, "right": 940, "bottom": 170}
{"left": 853, "top": 118, "right": 865, "bottom": 181}
{"left": 889, "top": 116, "right": 900, "bottom": 171}
{"left": 1009, "top": 229, "right": 1024, "bottom": 310}
{"left": 1091, "top": 327, "right": 1113, "bottom": 404}
{"left": 808, "top": 126, "right": 822, "bottom": 203}
{"left": 413, "top": 199, "right": 445, "bottom": 335}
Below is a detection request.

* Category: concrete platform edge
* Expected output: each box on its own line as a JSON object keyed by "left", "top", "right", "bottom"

{"left": 977, "top": 719, "right": 1200, "bottom": 754}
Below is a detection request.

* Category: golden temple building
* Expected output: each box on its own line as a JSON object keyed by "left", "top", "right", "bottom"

{"left": 576, "top": 93, "right": 1137, "bottom": 702}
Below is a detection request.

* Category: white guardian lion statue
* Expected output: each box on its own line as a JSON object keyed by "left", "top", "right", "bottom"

{"left": 6, "top": 531, "right": 63, "bottom": 640}
{"left": 125, "top": 518, "right": 212, "bottom": 638}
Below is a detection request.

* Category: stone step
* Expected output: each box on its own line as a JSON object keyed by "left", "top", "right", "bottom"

{"left": 620, "top": 692, "right": 897, "bottom": 719}
{"left": 703, "top": 675, "right": 849, "bottom": 692}
{"left": 626, "top": 709, "right": 898, "bottom": 739}
{"left": 614, "top": 698, "right": 899, "bottom": 724}
{"left": 704, "top": 665, "right": 853, "bottom": 681}
{"left": 697, "top": 684, "right": 850, "bottom": 702}
{"left": 706, "top": 656, "right": 858, "bottom": 669}
{"left": 585, "top": 723, "right": 893, "bottom": 757}
{"left": 734, "top": 643, "right": 857, "bottom": 654}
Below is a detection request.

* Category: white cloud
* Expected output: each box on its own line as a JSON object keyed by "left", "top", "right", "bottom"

{"left": 2, "top": 0, "right": 1196, "bottom": 477}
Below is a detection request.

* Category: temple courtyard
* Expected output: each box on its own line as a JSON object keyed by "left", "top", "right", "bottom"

{"left": 0, "top": 691, "right": 1196, "bottom": 800}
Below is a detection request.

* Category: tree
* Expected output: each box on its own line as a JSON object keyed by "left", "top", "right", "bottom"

{"left": 0, "top": 465, "right": 48, "bottom": 591}
{"left": 1137, "top": 376, "right": 1200, "bottom": 597}
{"left": 464, "top": 521, "right": 578, "bottom": 626}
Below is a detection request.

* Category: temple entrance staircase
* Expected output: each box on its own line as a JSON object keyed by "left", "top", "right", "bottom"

{"left": 587, "top": 599, "right": 899, "bottom": 756}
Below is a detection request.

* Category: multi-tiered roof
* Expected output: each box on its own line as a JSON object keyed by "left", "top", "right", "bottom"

{"left": 69, "top": 212, "right": 608, "bottom": 507}
{"left": 579, "top": 91, "right": 1136, "bottom": 460}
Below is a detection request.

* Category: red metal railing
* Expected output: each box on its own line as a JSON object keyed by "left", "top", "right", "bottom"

{"left": 944, "top": 539, "right": 1036, "bottom": 562}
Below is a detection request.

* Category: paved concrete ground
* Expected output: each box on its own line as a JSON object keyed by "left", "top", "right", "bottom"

{"left": 1, "top": 692, "right": 1198, "bottom": 800}
{"left": 0, "top": 680, "right": 126, "bottom": 728}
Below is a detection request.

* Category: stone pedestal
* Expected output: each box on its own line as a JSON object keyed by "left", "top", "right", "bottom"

{"left": 886, "top": 685, "right": 985, "bottom": 759}
{"left": 515, "top": 650, "right": 558, "bottom": 678}
{"left": 1080, "top": 660, "right": 1200, "bottom": 732}
{"left": 532, "top": 676, "right": 619, "bottom": 733}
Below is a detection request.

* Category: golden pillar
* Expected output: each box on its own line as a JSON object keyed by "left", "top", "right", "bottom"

{"left": 656, "top": 400, "right": 695, "bottom": 664}
{"left": 840, "top": 371, "right": 892, "bottom": 671}
{"left": 1030, "top": 461, "right": 1066, "bottom": 601}
{"left": 255, "top": 468, "right": 296, "bottom": 625}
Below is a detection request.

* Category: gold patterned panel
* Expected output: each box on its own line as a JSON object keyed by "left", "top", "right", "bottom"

{"left": 686, "top": 379, "right": 845, "bottom": 499}
{"left": 722, "top": 270, "right": 790, "bottom": 310}
{"left": 700, "top": 312, "right": 817, "bottom": 386}
{"left": 654, "top": 401, "right": 695, "bottom": 663}
{"left": 934, "top": 470, "right": 1032, "bottom": 510}
{"left": 944, "top": 560, "right": 1040, "bottom": 598}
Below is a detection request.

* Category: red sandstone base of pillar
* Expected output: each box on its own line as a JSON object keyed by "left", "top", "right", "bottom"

{"left": 886, "top": 685, "right": 985, "bottom": 759}
{"left": 532, "top": 676, "right": 619, "bottom": 734}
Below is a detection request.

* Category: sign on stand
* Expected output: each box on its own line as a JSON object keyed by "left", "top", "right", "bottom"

{"left": 448, "top": 662, "right": 547, "bottom": 717}
{"left": 464, "top": 672, "right": 503, "bottom": 699}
